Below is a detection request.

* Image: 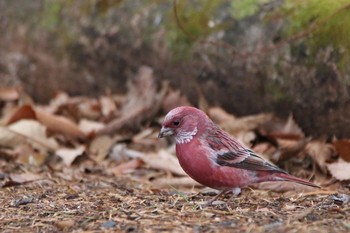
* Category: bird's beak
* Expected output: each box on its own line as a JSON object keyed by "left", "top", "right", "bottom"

{"left": 158, "top": 127, "right": 174, "bottom": 138}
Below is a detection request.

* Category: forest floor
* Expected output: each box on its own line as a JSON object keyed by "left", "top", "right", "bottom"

{"left": 0, "top": 82, "right": 350, "bottom": 232}
{"left": 1, "top": 162, "right": 349, "bottom": 233}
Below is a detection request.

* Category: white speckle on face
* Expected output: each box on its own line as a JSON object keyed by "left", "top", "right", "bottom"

{"left": 175, "top": 127, "right": 198, "bottom": 144}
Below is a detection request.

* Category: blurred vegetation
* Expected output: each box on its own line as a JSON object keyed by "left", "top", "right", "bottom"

{"left": 1, "top": 0, "right": 350, "bottom": 136}
{"left": 5, "top": 0, "right": 350, "bottom": 69}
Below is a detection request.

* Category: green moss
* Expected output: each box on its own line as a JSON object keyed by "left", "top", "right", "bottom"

{"left": 231, "top": 0, "right": 272, "bottom": 19}
{"left": 166, "top": 0, "right": 229, "bottom": 60}
{"left": 275, "top": 0, "right": 350, "bottom": 72}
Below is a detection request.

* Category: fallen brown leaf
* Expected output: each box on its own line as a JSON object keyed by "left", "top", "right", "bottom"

{"left": 161, "top": 87, "right": 191, "bottom": 113}
{"left": 1, "top": 119, "right": 59, "bottom": 151}
{"left": 79, "top": 119, "right": 106, "bottom": 135}
{"left": 306, "top": 140, "right": 336, "bottom": 173}
{"left": 45, "top": 91, "right": 70, "bottom": 113}
{"left": 252, "top": 142, "right": 276, "bottom": 156}
{"left": 2, "top": 172, "right": 44, "bottom": 188}
{"left": 15, "top": 144, "right": 47, "bottom": 166}
{"left": 154, "top": 176, "right": 201, "bottom": 187}
{"left": 76, "top": 98, "right": 101, "bottom": 120}
{"left": 207, "top": 107, "right": 236, "bottom": 124}
{"left": 6, "top": 105, "right": 85, "bottom": 138}
{"left": 333, "top": 139, "right": 350, "bottom": 162}
{"left": 109, "top": 144, "right": 143, "bottom": 162}
{"left": 109, "top": 158, "right": 143, "bottom": 175}
{"left": 271, "top": 137, "right": 311, "bottom": 163}
{"left": 214, "top": 110, "right": 273, "bottom": 136}
{"left": 35, "top": 107, "right": 85, "bottom": 138}
{"left": 6, "top": 105, "right": 36, "bottom": 124}
{"left": 252, "top": 181, "right": 318, "bottom": 192}
{"left": 142, "top": 149, "right": 186, "bottom": 176}
{"left": 259, "top": 114, "right": 304, "bottom": 140}
{"left": 99, "top": 96, "right": 117, "bottom": 116}
{"left": 0, "top": 87, "right": 19, "bottom": 101}
{"left": 55, "top": 219, "right": 75, "bottom": 229}
{"left": 327, "top": 159, "right": 350, "bottom": 180}
{"left": 89, "top": 135, "right": 115, "bottom": 162}
{"left": 98, "top": 66, "right": 165, "bottom": 135}
{"left": 56, "top": 145, "right": 86, "bottom": 166}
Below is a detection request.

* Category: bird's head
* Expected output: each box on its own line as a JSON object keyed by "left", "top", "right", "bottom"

{"left": 158, "top": 106, "right": 210, "bottom": 144}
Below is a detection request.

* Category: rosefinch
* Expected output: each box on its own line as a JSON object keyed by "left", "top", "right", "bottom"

{"left": 158, "top": 106, "right": 319, "bottom": 204}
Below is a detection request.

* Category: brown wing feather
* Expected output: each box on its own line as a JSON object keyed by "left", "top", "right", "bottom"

{"left": 206, "top": 127, "right": 286, "bottom": 173}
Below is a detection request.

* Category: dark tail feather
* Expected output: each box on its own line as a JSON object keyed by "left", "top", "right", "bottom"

{"left": 276, "top": 173, "right": 320, "bottom": 188}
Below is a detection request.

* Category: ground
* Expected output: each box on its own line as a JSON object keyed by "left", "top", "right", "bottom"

{"left": 1, "top": 162, "right": 349, "bottom": 233}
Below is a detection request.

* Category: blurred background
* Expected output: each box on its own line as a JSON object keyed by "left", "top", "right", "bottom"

{"left": 1, "top": 0, "right": 350, "bottom": 137}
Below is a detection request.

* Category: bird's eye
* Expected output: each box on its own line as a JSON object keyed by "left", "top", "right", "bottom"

{"left": 173, "top": 120, "right": 180, "bottom": 126}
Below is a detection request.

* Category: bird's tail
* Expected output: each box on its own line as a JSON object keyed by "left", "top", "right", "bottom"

{"left": 275, "top": 173, "right": 320, "bottom": 188}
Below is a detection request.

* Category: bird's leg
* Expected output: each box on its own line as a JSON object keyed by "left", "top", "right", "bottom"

{"left": 227, "top": 187, "right": 241, "bottom": 203}
{"left": 204, "top": 190, "right": 230, "bottom": 206}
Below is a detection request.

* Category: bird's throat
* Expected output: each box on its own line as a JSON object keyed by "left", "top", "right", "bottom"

{"left": 175, "top": 127, "right": 198, "bottom": 144}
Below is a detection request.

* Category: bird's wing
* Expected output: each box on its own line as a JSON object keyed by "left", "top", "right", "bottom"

{"left": 206, "top": 130, "right": 286, "bottom": 173}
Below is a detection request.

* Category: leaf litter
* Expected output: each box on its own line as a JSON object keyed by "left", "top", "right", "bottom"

{"left": 0, "top": 72, "right": 349, "bottom": 232}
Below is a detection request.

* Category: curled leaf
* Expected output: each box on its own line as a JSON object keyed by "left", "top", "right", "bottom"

{"left": 56, "top": 146, "right": 86, "bottom": 166}
{"left": 327, "top": 159, "right": 350, "bottom": 181}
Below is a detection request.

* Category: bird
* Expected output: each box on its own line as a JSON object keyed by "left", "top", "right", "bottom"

{"left": 158, "top": 106, "right": 320, "bottom": 205}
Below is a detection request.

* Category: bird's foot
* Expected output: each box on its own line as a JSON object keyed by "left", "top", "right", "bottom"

{"left": 227, "top": 187, "right": 241, "bottom": 203}
{"left": 201, "top": 188, "right": 241, "bottom": 207}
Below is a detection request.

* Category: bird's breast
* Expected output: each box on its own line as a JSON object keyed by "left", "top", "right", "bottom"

{"left": 175, "top": 139, "right": 259, "bottom": 190}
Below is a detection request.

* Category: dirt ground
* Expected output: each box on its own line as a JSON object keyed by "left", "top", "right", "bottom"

{"left": 1, "top": 162, "right": 349, "bottom": 233}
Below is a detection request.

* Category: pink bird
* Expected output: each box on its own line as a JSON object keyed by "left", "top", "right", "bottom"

{"left": 158, "top": 106, "right": 319, "bottom": 204}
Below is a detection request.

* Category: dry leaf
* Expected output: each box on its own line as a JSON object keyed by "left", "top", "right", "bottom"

{"left": 99, "top": 96, "right": 117, "bottom": 116}
{"left": 6, "top": 105, "right": 85, "bottom": 138}
{"left": 109, "top": 144, "right": 144, "bottom": 162}
{"left": 154, "top": 177, "right": 201, "bottom": 187}
{"left": 74, "top": 98, "right": 101, "bottom": 120}
{"left": 6, "top": 105, "right": 36, "bottom": 124}
{"left": 98, "top": 66, "right": 166, "bottom": 134}
{"left": 327, "top": 159, "right": 350, "bottom": 180}
{"left": 56, "top": 146, "right": 86, "bottom": 166}
{"left": 45, "top": 92, "right": 70, "bottom": 113}
{"left": 208, "top": 107, "right": 272, "bottom": 136}
{"left": 10, "top": 172, "right": 43, "bottom": 183}
{"left": 271, "top": 138, "right": 311, "bottom": 163}
{"left": 15, "top": 144, "right": 47, "bottom": 166}
{"left": 35, "top": 107, "right": 85, "bottom": 138}
{"left": 260, "top": 114, "right": 304, "bottom": 140}
{"left": 0, "top": 126, "right": 28, "bottom": 148}
{"left": 236, "top": 131, "right": 256, "bottom": 148}
{"left": 142, "top": 150, "right": 186, "bottom": 176}
{"left": 0, "top": 87, "right": 19, "bottom": 101}
{"left": 282, "top": 114, "right": 304, "bottom": 138}
{"left": 252, "top": 181, "right": 317, "bottom": 192}
{"left": 2, "top": 172, "right": 44, "bottom": 187}
{"left": 5, "top": 120, "right": 59, "bottom": 151}
{"left": 79, "top": 119, "right": 106, "bottom": 135}
{"left": 306, "top": 140, "right": 336, "bottom": 173}
{"left": 109, "top": 159, "right": 143, "bottom": 175}
{"left": 132, "top": 128, "right": 160, "bottom": 147}
{"left": 208, "top": 107, "right": 236, "bottom": 124}
{"left": 55, "top": 219, "right": 75, "bottom": 229}
{"left": 89, "top": 135, "right": 115, "bottom": 162}
{"left": 161, "top": 88, "right": 190, "bottom": 113}
{"left": 333, "top": 139, "right": 350, "bottom": 162}
{"left": 252, "top": 142, "right": 276, "bottom": 156}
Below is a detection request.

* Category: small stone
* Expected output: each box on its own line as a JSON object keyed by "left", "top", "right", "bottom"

{"left": 10, "top": 196, "right": 34, "bottom": 207}
{"left": 330, "top": 193, "right": 350, "bottom": 205}
{"left": 56, "top": 219, "right": 75, "bottom": 229}
{"left": 101, "top": 220, "right": 117, "bottom": 229}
